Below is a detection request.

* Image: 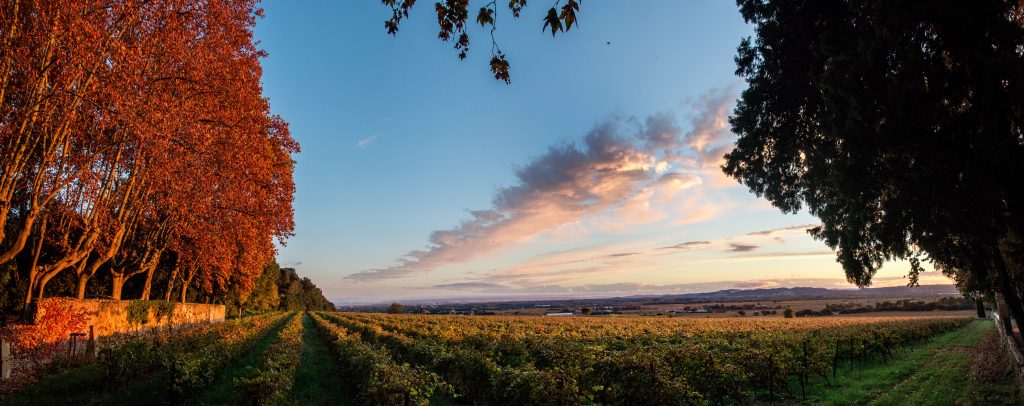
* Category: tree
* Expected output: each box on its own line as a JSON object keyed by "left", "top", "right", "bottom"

{"left": 388, "top": 302, "right": 405, "bottom": 314}
{"left": 0, "top": 0, "right": 297, "bottom": 310}
{"left": 783, "top": 308, "right": 794, "bottom": 319}
{"left": 724, "top": 0, "right": 1024, "bottom": 329}
{"left": 274, "top": 266, "right": 334, "bottom": 312}
{"left": 379, "top": 0, "right": 583, "bottom": 83}
{"left": 580, "top": 307, "right": 592, "bottom": 315}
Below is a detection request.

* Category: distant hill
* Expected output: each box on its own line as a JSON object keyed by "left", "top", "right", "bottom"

{"left": 348, "top": 284, "right": 961, "bottom": 311}
{"left": 628, "top": 284, "right": 960, "bottom": 303}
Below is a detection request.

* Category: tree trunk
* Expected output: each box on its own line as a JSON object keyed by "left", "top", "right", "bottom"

{"left": 977, "top": 300, "right": 987, "bottom": 318}
{"left": 164, "top": 264, "right": 179, "bottom": 301}
{"left": 111, "top": 271, "right": 127, "bottom": 300}
{"left": 179, "top": 282, "right": 188, "bottom": 304}
{"left": 36, "top": 271, "right": 57, "bottom": 300}
{"left": 76, "top": 272, "right": 90, "bottom": 300}
{"left": 73, "top": 257, "right": 90, "bottom": 300}
{"left": 140, "top": 267, "right": 155, "bottom": 300}
{"left": 24, "top": 270, "right": 38, "bottom": 305}
{"left": 995, "top": 257, "right": 1024, "bottom": 337}
{"left": 179, "top": 266, "right": 197, "bottom": 304}
{"left": 22, "top": 218, "right": 46, "bottom": 305}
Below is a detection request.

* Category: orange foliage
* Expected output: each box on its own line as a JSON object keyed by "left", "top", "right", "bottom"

{"left": 1, "top": 301, "right": 87, "bottom": 357}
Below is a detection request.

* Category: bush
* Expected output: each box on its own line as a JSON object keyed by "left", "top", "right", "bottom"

{"left": 1, "top": 299, "right": 87, "bottom": 360}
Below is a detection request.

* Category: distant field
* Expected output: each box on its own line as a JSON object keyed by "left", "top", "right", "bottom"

{"left": 310, "top": 313, "right": 990, "bottom": 404}
{"left": 5, "top": 312, "right": 1017, "bottom": 405}
{"left": 494, "top": 294, "right": 970, "bottom": 317}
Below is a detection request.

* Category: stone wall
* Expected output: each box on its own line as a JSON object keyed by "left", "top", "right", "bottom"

{"left": 34, "top": 298, "right": 225, "bottom": 338}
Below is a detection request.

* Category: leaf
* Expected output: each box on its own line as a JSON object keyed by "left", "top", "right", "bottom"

{"left": 490, "top": 54, "right": 511, "bottom": 84}
{"left": 542, "top": 7, "right": 562, "bottom": 37}
{"left": 507, "top": 0, "right": 527, "bottom": 18}
{"left": 560, "top": 0, "right": 579, "bottom": 31}
{"left": 476, "top": 7, "right": 494, "bottom": 27}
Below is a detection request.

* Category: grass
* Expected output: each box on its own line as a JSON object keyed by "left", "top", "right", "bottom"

{"left": 289, "top": 313, "right": 351, "bottom": 405}
{"left": 0, "top": 362, "right": 171, "bottom": 406}
{"left": 799, "top": 319, "right": 1021, "bottom": 405}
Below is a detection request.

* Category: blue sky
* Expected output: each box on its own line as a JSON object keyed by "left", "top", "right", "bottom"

{"left": 254, "top": 1, "right": 949, "bottom": 304}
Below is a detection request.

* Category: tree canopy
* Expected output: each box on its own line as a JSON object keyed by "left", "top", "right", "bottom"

{"left": 724, "top": 0, "right": 1024, "bottom": 326}
{"left": 0, "top": 0, "right": 296, "bottom": 311}
{"left": 223, "top": 261, "right": 335, "bottom": 316}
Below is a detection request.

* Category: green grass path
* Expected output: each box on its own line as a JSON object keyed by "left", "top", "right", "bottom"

{"left": 289, "top": 313, "right": 351, "bottom": 405}
{"left": 187, "top": 315, "right": 291, "bottom": 405}
{"left": 802, "top": 319, "right": 1020, "bottom": 406}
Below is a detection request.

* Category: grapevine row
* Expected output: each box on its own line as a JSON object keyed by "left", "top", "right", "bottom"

{"left": 318, "top": 313, "right": 970, "bottom": 404}
{"left": 236, "top": 312, "right": 305, "bottom": 405}
{"left": 100, "top": 312, "right": 290, "bottom": 399}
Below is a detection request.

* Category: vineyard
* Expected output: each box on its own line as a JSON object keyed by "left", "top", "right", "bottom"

{"left": 3, "top": 313, "right": 1012, "bottom": 405}
{"left": 309, "top": 313, "right": 971, "bottom": 405}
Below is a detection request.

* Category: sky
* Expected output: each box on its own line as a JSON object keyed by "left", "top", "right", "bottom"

{"left": 253, "top": 1, "right": 952, "bottom": 304}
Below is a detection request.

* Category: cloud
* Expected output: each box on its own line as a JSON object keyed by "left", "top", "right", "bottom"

{"left": 346, "top": 88, "right": 738, "bottom": 282}
{"left": 732, "top": 281, "right": 770, "bottom": 288}
{"left": 356, "top": 134, "right": 380, "bottom": 148}
{"left": 727, "top": 243, "right": 760, "bottom": 252}
{"left": 658, "top": 240, "right": 711, "bottom": 250}
{"left": 404, "top": 275, "right": 955, "bottom": 300}
{"left": 746, "top": 224, "right": 818, "bottom": 237}
{"left": 431, "top": 282, "right": 509, "bottom": 290}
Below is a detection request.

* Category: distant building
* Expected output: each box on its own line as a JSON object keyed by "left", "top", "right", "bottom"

{"left": 544, "top": 312, "right": 575, "bottom": 317}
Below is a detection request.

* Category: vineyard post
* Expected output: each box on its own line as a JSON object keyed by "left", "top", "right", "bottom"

{"left": 800, "top": 340, "right": 808, "bottom": 400}
{"left": 831, "top": 339, "right": 839, "bottom": 382}
{"left": 1, "top": 339, "right": 10, "bottom": 380}
{"left": 87, "top": 325, "right": 98, "bottom": 358}
{"left": 848, "top": 339, "right": 854, "bottom": 369}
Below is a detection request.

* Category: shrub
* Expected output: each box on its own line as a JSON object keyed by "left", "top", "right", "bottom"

{"left": 1, "top": 299, "right": 87, "bottom": 359}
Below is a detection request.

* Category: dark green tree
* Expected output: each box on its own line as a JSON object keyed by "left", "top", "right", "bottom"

{"left": 724, "top": 0, "right": 1024, "bottom": 328}
{"left": 246, "top": 263, "right": 281, "bottom": 312}
{"left": 276, "top": 265, "right": 335, "bottom": 312}
{"left": 387, "top": 302, "right": 405, "bottom": 314}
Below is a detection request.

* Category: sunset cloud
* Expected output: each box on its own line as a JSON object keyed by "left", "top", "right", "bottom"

{"left": 658, "top": 240, "right": 711, "bottom": 250}
{"left": 417, "top": 274, "right": 951, "bottom": 299}
{"left": 727, "top": 243, "right": 760, "bottom": 252}
{"left": 746, "top": 224, "right": 818, "bottom": 237}
{"left": 345, "top": 89, "right": 739, "bottom": 282}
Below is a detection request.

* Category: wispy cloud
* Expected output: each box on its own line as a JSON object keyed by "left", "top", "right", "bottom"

{"left": 431, "top": 282, "right": 509, "bottom": 290}
{"left": 658, "top": 240, "right": 711, "bottom": 250}
{"left": 746, "top": 224, "right": 818, "bottom": 237}
{"left": 345, "top": 88, "right": 740, "bottom": 282}
{"left": 356, "top": 134, "right": 380, "bottom": 148}
{"left": 420, "top": 274, "right": 953, "bottom": 298}
{"left": 727, "top": 243, "right": 760, "bottom": 252}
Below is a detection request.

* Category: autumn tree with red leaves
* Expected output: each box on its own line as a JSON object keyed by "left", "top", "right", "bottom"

{"left": 0, "top": 0, "right": 296, "bottom": 309}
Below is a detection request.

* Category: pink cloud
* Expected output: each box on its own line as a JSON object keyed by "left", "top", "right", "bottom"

{"left": 347, "top": 88, "right": 739, "bottom": 282}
